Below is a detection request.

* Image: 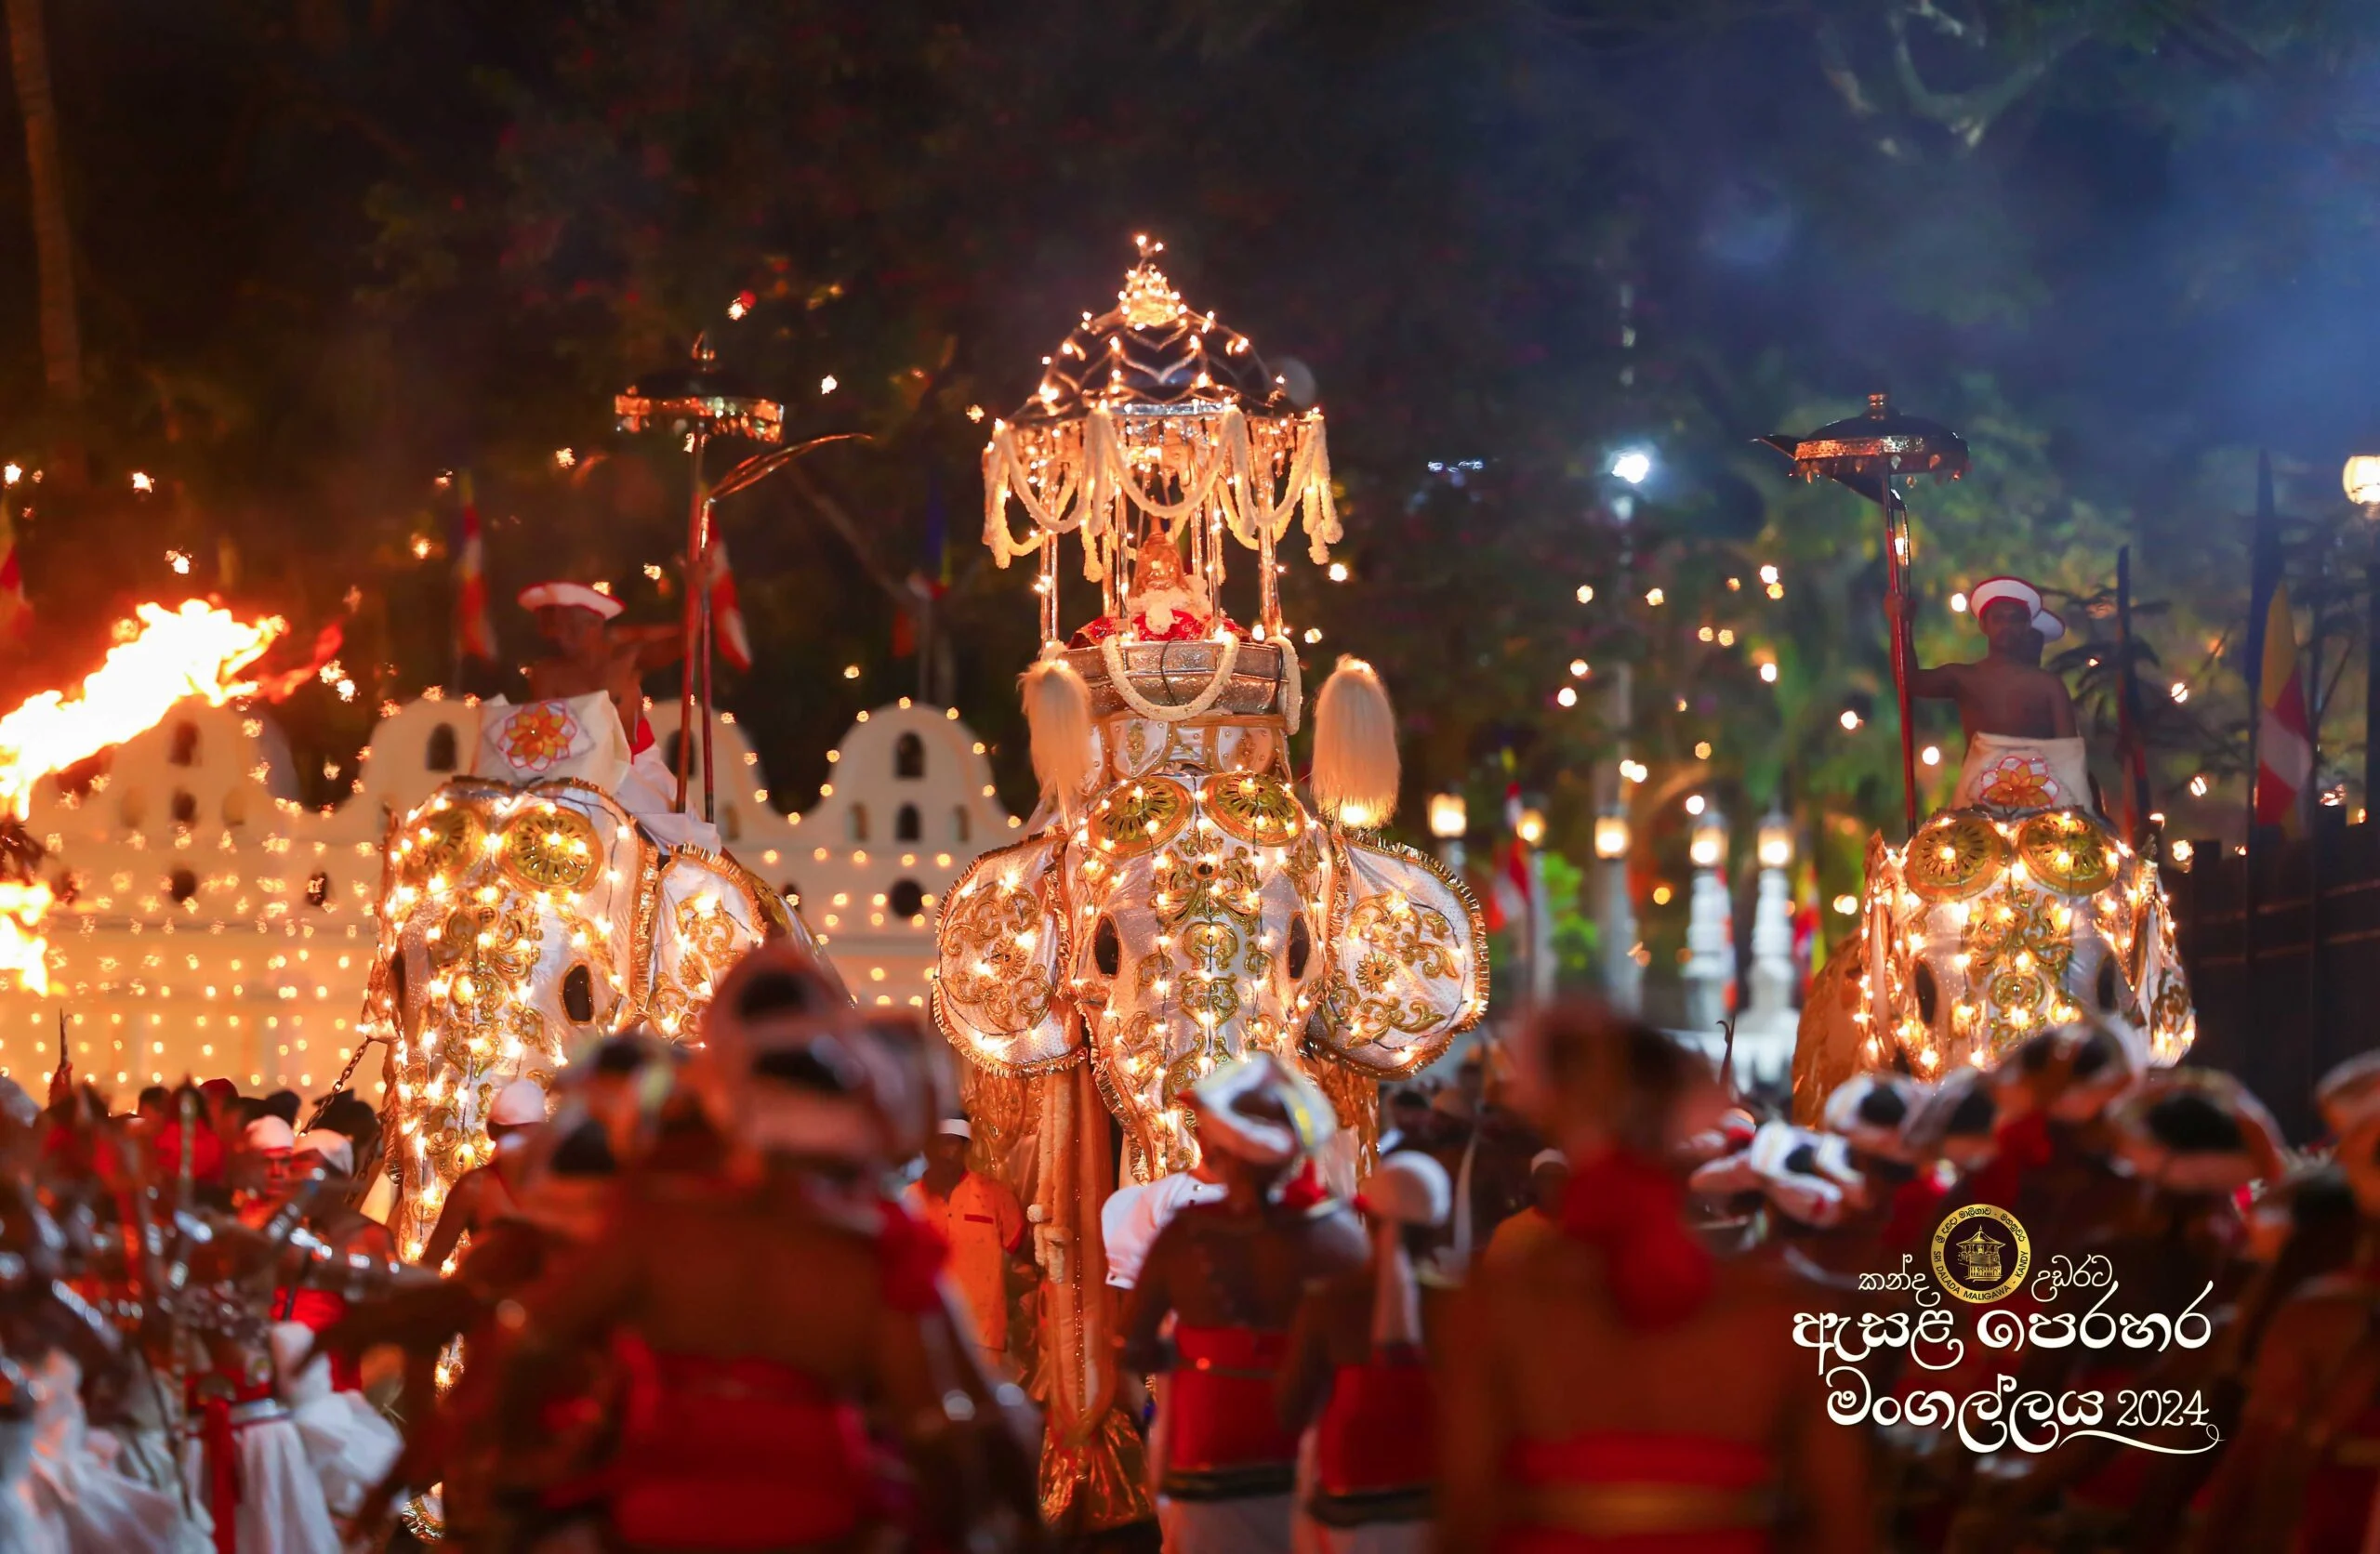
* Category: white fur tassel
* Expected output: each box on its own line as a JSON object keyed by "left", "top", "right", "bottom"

{"left": 1311, "top": 655, "right": 1399, "bottom": 827}
{"left": 1019, "top": 652, "right": 1093, "bottom": 813}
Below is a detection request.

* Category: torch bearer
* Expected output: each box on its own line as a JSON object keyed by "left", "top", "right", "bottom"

{"left": 1762, "top": 393, "right": 1969, "bottom": 837}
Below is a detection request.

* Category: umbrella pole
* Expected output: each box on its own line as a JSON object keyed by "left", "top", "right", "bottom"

{"left": 1885, "top": 480, "right": 1919, "bottom": 836}
{"left": 699, "top": 499, "right": 717, "bottom": 823}
{"left": 675, "top": 433, "right": 708, "bottom": 813}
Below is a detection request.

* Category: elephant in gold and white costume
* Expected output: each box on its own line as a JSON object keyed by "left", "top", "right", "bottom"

{"left": 362, "top": 694, "right": 818, "bottom": 1258}
{"left": 936, "top": 638, "right": 1486, "bottom": 1182}
{"left": 1793, "top": 801, "right": 2193, "bottom": 1119}
{"left": 932, "top": 637, "right": 1486, "bottom": 1525}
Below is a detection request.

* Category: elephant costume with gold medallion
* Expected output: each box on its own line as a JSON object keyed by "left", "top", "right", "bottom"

{"left": 1793, "top": 797, "right": 2194, "bottom": 1120}
{"left": 942, "top": 246, "right": 1489, "bottom": 1532}
{"left": 361, "top": 691, "right": 821, "bottom": 1258}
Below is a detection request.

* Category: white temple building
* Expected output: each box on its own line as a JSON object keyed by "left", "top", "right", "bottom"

{"left": 0, "top": 691, "right": 1012, "bottom": 1096}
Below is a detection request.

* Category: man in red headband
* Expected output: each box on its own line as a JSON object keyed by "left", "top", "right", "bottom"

{"left": 1910, "top": 575, "right": 2086, "bottom": 813}
{"left": 1437, "top": 1004, "right": 1871, "bottom": 1552}
{"left": 1121, "top": 1054, "right": 1367, "bottom": 1554}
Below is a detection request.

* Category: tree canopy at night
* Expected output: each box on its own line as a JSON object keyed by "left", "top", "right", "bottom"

{"left": 1, "top": 0, "right": 2374, "bottom": 985}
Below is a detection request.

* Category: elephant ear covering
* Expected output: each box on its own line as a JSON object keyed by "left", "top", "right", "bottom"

{"left": 1312, "top": 655, "right": 1399, "bottom": 826}
{"left": 1020, "top": 651, "right": 1093, "bottom": 813}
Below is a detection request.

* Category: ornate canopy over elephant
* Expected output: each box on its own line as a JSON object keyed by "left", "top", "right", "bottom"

{"left": 363, "top": 695, "right": 817, "bottom": 1258}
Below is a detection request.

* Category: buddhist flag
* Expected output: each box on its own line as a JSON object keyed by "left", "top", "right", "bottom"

{"left": 708, "top": 536, "right": 753, "bottom": 672}
{"left": 2244, "top": 452, "right": 2310, "bottom": 835}
{"left": 2254, "top": 581, "right": 2311, "bottom": 832}
{"left": 455, "top": 474, "right": 495, "bottom": 662}
{"left": 0, "top": 511, "right": 29, "bottom": 642}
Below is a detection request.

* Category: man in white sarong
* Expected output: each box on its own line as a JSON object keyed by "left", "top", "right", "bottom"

{"left": 1909, "top": 574, "right": 2088, "bottom": 814}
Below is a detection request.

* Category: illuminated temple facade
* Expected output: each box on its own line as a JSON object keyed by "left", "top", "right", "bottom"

{"left": 0, "top": 692, "right": 1012, "bottom": 1096}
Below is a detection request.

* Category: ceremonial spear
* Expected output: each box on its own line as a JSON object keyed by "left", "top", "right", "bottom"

{"left": 1762, "top": 394, "right": 1970, "bottom": 837}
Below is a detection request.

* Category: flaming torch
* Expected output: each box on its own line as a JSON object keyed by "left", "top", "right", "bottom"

{"left": 0, "top": 601, "right": 285, "bottom": 992}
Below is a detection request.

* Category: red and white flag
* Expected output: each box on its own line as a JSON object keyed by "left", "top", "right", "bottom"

{"left": 455, "top": 474, "right": 496, "bottom": 662}
{"left": 708, "top": 536, "right": 753, "bottom": 672}
{"left": 0, "top": 509, "right": 30, "bottom": 643}
{"left": 1484, "top": 782, "right": 1534, "bottom": 932}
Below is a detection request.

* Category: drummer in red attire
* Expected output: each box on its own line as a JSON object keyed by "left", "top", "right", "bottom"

{"left": 1280, "top": 1150, "right": 1454, "bottom": 1553}
{"left": 490, "top": 941, "right": 1040, "bottom": 1553}
{"left": 1435, "top": 1003, "right": 1871, "bottom": 1554}
{"left": 1121, "top": 1054, "right": 1368, "bottom": 1554}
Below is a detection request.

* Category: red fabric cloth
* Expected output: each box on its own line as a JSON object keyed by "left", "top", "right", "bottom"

{"left": 609, "top": 1341, "right": 876, "bottom": 1550}
{"left": 1498, "top": 1432, "right": 1774, "bottom": 1554}
{"left": 1880, "top": 1170, "right": 1950, "bottom": 1253}
{"left": 875, "top": 1198, "right": 949, "bottom": 1314}
{"left": 1277, "top": 1160, "right": 1330, "bottom": 1212}
{"left": 1168, "top": 1325, "right": 1299, "bottom": 1472}
{"left": 2062, "top": 1363, "right": 2155, "bottom": 1510}
{"left": 192, "top": 1375, "right": 277, "bottom": 1554}
{"left": 1557, "top": 1151, "right": 1714, "bottom": 1330}
{"left": 631, "top": 714, "right": 654, "bottom": 756}
{"left": 1963, "top": 1111, "right": 2053, "bottom": 1210}
{"left": 2299, "top": 1405, "right": 2380, "bottom": 1551}
{"left": 278, "top": 1287, "right": 363, "bottom": 1392}
{"left": 152, "top": 1122, "right": 226, "bottom": 1185}
{"left": 1068, "top": 612, "right": 1249, "bottom": 646}
{"left": 1315, "top": 1356, "right": 1435, "bottom": 1496}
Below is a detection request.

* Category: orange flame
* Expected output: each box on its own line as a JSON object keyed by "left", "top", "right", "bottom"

{"left": 0, "top": 601, "right": 284, "bottom": 993}
{"left": 0, "top": 601, "right": 285, "bottom": 819}
{"left": 0, "top": 882, "right": 52, "bottom": 994}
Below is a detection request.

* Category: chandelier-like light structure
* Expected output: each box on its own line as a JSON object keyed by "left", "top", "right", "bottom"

{"left": 982, "top": 239, "right": 1340, "bottom": 645}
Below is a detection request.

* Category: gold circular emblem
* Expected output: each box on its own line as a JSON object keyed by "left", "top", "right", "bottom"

{"left": 503, "top": 806, "right": 601, "bottom": 892}
{"left": 1931, "top": 1203, "right": 2030, "bottom": 1303}
{"left": 408, "top": 805, "right": 482, "bottom": 881}
{"left": 1200, "top": 772, "right": 1306, "bottom": 846}
{"left": 1091, "top": 777, "right": 1192, "bottom": 859}
{"left": 1905, "top": 813, "right": 2011, "bottom": 902}
{"left": 2016, "top": 810, "right": 2118, "bottom": 896}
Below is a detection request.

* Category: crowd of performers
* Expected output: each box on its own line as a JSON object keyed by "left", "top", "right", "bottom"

{"left": 10, "top": 943, "right": 2380, "bottom": 1552}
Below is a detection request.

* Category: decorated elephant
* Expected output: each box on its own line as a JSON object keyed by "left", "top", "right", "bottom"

{"left": 1794, "top": 804, "right": 2194, "bottom": 1100}
{"left": 936, "top": 639, "right": 1486, "bottom": 1185}
{"left": 361, "top": 695, "right": 817, "bottom": 1259}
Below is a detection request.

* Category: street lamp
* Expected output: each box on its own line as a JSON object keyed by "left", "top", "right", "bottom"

{"left": 2345, "top": 455, "right": 2380, "bottom": 507}
{"left": 2351, "top": 454, "right": 2380, "bottom": 818}
{"left": 1593, "top": 803, "right": 1639, "bottom": 1013}
{"left": 1684, "top": 806, "right": 1732, "bottom": 1031}
{"left": 1609, "top": 448, "right": 1655, "bottom": 486}
{"left": 1743, "top": 807, "right": 1799, "bottom": 1049}
{"left": 1688, "top": 810, "right": 1726, "bottom": 868}
{"left": 1513, "top": 804, "right": 1551, "bottom": 1005}
{"left": 1429, "top": 791, "right": 1468, "bottom": 873}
